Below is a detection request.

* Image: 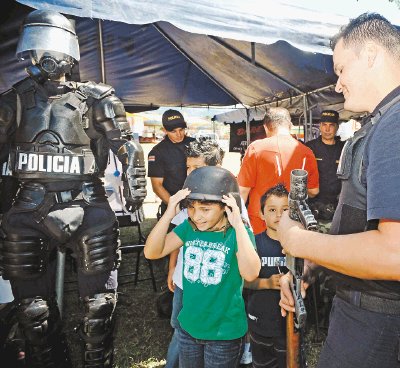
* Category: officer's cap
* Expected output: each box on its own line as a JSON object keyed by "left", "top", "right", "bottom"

{"left": 162, "top": 110, "right": 187, "bottom": 131}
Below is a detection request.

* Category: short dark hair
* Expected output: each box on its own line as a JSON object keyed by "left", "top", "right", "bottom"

{"left": 263, "top": 107, "right": 292, "bottom": 131}
{"left": 330, "top": 13, "right": 400, "bottom": 59}
{"left": 260, "top": 183, "right": 289, "bottom": 212}
{"left": 185, "top": 138, "right": 225, "bottom": 166}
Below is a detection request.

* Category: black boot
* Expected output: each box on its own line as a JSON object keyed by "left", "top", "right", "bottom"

{"left": 79, "top": 292, "right": 116, "bottom": 368}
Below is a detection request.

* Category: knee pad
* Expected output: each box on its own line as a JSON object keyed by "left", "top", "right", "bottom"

{"left": 77, "top": 223, "right": 120, "bottom": 275}
{"left": 2, "top": 235, "right": 47, "bottom": 280}
{"left": 80, "top": 292, "right": 116, "bottom": 367}
{"left": 17, "top": 297, "right": 70, "bottom": 368}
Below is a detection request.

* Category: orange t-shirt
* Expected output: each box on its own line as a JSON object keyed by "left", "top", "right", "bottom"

{"left": 238, "top": 135, "right": 319, "bottom": 234}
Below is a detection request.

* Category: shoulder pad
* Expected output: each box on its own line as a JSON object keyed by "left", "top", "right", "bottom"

{"left": 78, "top": 81, "right": 115, "bottom": 100}
{"left": 12, "top": 77, "right": 36, "bottom": 94}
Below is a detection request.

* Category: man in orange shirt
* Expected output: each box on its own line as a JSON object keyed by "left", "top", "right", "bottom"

{"left": 238, "top": 107, "right": 319, "bottom": 234}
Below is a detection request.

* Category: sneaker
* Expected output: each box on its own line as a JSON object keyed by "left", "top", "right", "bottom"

{"left": 240, "top": 350, "right": 252, "bottom": 365}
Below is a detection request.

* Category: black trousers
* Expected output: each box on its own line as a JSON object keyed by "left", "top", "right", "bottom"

{"left": 317, "top": 296, "right": 400, "bottom": 368}
{"left": 249, "top": 330, "right": 286, "bottom": 368}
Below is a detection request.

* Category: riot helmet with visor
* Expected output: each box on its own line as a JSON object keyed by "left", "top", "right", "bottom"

{"left": 16, "top": 10, "right": 80, "bottom": 80}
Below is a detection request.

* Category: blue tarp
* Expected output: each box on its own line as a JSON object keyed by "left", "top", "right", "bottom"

{"left": 0, "top": 0, "right": 343, "bottom": 112}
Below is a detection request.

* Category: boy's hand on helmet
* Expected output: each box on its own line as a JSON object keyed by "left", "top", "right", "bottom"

{"left": 222, "top": 194, "right": 241, "bottom": 228}
{"left": 166, "top": 188, "right": 191, "bottom": 218}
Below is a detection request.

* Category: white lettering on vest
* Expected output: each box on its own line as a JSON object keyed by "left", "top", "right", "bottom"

{"left": 38, "top": 155, "right": 46, "bottom": 171}
{"left": 27, "top": 154, "right": 38, "bottom": 171}
{"left": 53, "top": 156, "right": 63, "bottom": 173}
{"left": 18, "top": 153, "right": 28, "bottom": 169}
{"left": 16, "top": 153, "right": 83, "bottom": 174}
{"left": 69, "top": 157, "right": 80, "bottom": 174}
{"left": 63, "top": 156, "right": 70, "bottom": 173}
{"left": 47, "top": 155, "right": 53, "bottom": 172}
{"left": 2, "top": 161, "right": 11, "bottom": 176}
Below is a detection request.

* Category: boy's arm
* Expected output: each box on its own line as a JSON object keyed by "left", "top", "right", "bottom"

{"left": 167, "top": 249, "right": 179, "bottom": 291}
{"left": 222, "top": 194, "right": 261, "bottom": 282}
{"left": 235, "top": 222, "right": 261, "bottom": 281}
{"left": 144, "top": 189, "right": 189, "bottom": 259}
{"left": 245, "top": 274, "right": 282, "bottom": 290}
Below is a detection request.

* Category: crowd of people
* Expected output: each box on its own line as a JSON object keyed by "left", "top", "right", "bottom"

{"left": 1, "top": 8, "right": 400, "bottom": 368}
{"left": 145, "top": 103, "right": 340, "bottom": 368}
{"left": 145, "top": 11, "right": 400, "bottom": 368}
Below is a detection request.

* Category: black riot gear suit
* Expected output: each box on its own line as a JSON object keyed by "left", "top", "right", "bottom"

{"left": 0, "top": 9, "right": 146, "bottom": 368}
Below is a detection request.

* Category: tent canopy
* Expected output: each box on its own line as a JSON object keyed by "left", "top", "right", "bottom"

{"left": 0, "top": 0, "right": 342, "bottom": 113}
{"left": 14, "top": 0, "right": 400, "bottom": 54}
{"left": 15, "top": 0, "right": 351, "bottom": 54}
{"left": 3, "top": 1, "right": 398, "bottom": 116}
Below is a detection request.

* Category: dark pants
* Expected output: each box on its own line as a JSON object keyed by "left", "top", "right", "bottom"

{"left": 317, "top": 296, "right": 400, "bottom": 368}
{"left": 249, "top": 331, "right": 286, "bottom": 368}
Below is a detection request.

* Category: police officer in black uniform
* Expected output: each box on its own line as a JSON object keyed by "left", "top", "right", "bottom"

{"left": 0, "top": 10, "right": 146, "bottom": 368}
{"left": 278, "top": 13, "right": 400, "bottom": 368}
{"left": 306, "top": 110, "right": 344, "bottom": 229}
{"left": 148, "top": 109, "right": 194, "bottom": 217}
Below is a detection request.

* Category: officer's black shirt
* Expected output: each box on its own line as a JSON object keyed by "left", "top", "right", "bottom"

{"left": 306, "top": 136, "right": 344, "bottom": 204}
{"left": 147, "top": 136, "right": 195, "bottom": 196}
{"left": 329, "top": 85, "right": 400, "bottom": 299}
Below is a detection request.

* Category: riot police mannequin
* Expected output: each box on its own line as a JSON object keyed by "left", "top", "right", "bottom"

{"left": 0, "top": 9, "right": 147, "bottom": 368}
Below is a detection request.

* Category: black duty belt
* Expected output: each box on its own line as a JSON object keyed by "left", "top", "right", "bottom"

{"left": 54, "top": 190, "right": 84, "bottom": 203}
{"left": 33, "top": 190, "right": 84, "bottom": 223}
{"left": 336, "top": 287, "right": 400, "bottom": 315}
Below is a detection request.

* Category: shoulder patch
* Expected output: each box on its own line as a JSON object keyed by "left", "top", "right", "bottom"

{"left": 148, "top": 155, "right": 156, "bottom": 162}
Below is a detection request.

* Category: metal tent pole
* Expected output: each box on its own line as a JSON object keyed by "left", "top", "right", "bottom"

{"left": 303, "top": 95, "right": 309, "bottom": 142}
{"left": 246, "top": 108, "right": 251, "bottom": 147}
{"left": 98, "top": 19, "right": 106, "bottom": 83}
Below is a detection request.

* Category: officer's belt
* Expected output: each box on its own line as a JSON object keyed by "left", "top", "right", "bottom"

{"left": 33, "top": 190, "right": 84, "bottom": 223}
{"left": 53, "top": 189, "right": 84, "bottom": 203}
{"left": 336, "top": 287, "right": 400, "bottom": 315}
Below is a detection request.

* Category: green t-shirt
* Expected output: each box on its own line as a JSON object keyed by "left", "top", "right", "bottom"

{"left": 173, "top": 219, "right": 256, "bottom": 340}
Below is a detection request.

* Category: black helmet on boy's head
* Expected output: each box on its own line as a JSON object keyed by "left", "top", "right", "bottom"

{"left": 182, "top": 166, "right": 241, "bottom": 212}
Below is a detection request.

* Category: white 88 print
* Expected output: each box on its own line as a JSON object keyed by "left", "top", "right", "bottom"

{"left": 184, "top": 246, "right": 227, "bottom": 286}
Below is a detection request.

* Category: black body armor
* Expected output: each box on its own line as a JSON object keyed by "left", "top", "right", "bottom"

{"left": 0, "top": 9, "right": 145, "bottom": 368}
{"left": 329, "top": 95, "right": 400, "bottom": 299}
{"left": 0, "top": 76, "right": 146, "bottom": 368}
{"left": 9, "top": 78, "right": 113, "bottom": 181}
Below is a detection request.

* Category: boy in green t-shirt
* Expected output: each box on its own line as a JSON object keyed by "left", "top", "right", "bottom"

{"left": 145, "top": 166, "right": 260, "bottom": 368}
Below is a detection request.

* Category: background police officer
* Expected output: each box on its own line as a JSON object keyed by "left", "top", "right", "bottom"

{"left": 0, "top": 10, "right": 146, "bottom": 368}
{"left": 148, "top": 109, "right": 195, "bottom": 217}
{"left": 306, "top": 110, "right": 344, "bottom": 231}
